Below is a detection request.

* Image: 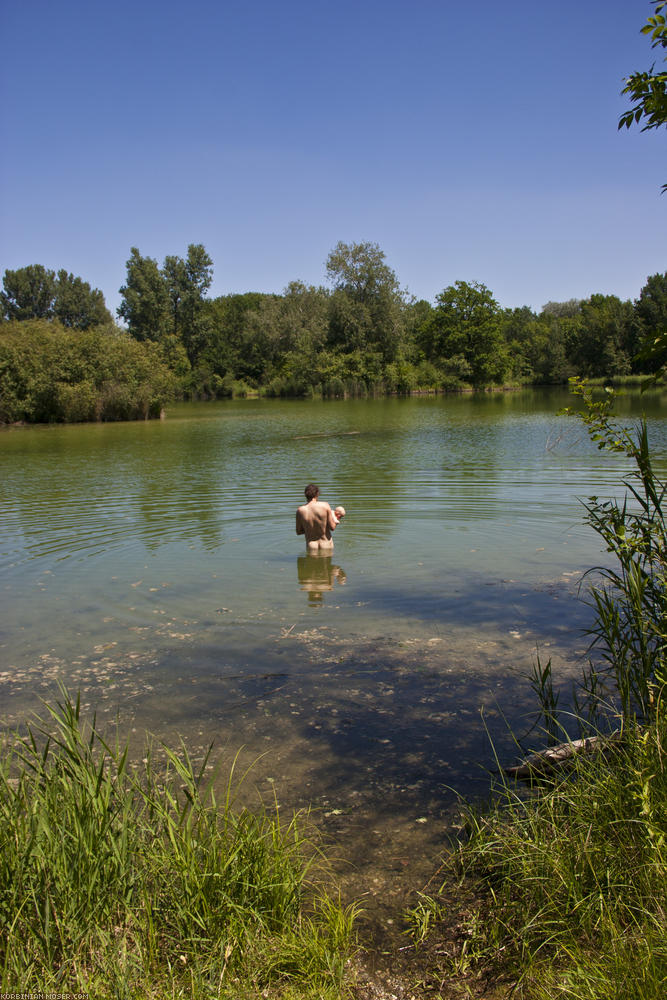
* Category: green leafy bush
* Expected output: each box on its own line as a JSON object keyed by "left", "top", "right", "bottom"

{"left": 0, "top": 320, "right": 177, "bottom": 423}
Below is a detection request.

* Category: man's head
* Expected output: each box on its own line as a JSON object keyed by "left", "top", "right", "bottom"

{"left": 304, "top": 483, "right": 320, "bottom": 501}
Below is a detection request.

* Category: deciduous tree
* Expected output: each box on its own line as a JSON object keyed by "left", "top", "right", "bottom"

{"left": 162, "top": 243, "right": 213, "bottom": 363}
{"left": 326, "top": 240, "right": 400, "bottom": 303}
{"left": 634, "top": 271, "right": 667, "bottom": 372}
{"left": 325, "top": 241, "right": 405, "bottom": 364}
{"left": 54, "top": 270, "right": 113, "bottom": 329}
{"left": 572, "top": 295, "right": 635, "bottom": 377}
{"left": 2, "top": 265, "right": 112, "bottom": 329}
{"left": 119, "top": 244, "right": 213, "bottom": 364}
{"left": 118, "top": 249, "right": 171, "bottom": 342}
{"left": 420, "top": 280, "right": 509, "bottom": 386}
{"left": 1, "top": 265, "right": 56, "bottom": 322}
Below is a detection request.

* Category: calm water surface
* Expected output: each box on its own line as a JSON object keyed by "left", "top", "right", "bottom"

{"left": 2, "top": 389, "right": 666, "bottom": 902}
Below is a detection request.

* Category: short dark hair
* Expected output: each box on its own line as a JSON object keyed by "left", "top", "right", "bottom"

{"left": 304, "top": 483, "right": 319, "bottom": 501}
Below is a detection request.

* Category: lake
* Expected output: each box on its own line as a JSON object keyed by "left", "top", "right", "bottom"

{"left": 2, "top": 388, "right": 666, "bottom": 908}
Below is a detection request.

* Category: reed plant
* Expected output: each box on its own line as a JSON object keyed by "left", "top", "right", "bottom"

{"left": 0, "top": 690, "right": 357, "bottom": 998}
{"left": 573, "top": 381, "right": 667, "bottom": 727}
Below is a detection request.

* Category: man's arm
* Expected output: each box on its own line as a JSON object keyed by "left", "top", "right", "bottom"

{"left": 296, "top": 510, "right": 304, "bottom": 535}
{"left": 326, "top": 505, "right": 337, "bottom": 530}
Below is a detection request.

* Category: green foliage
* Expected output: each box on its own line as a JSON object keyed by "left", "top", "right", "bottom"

{"left": 117, "top": 247, "right": 172, "bottom": 342}
{"left": 118, "top": 244, "right": 214, "bottom": 367}
{"left": 54, "top": 269, "right": 113, "bottom": 328}
{"left": 564, "top": 378, "right": 667, "bottom": 724}
{"left": 1, "top": 264, "right": 57, "bottom": 321}
{"left": 619, "top": 2, "right": 667, "bottom": 136}
{"left": 540, "top": 298, "right": 584, "bottom": 318}
{"left": 325, "top": 241, "right": 405, "bottom": 364}
{"left": 198, "top": 292, "right": 276, "bottom": 391}
{"left": 502, "top": 307, "right": 576, "bottom": 383}
{"left": 0, "top": 320, "right": 177, "bottom": 423}
{"left": 529, "top": 654, "right": 560, "bottom": 745}
{"left": 539, "top": 314, "right": 581, "bottom": 382}
{"left": 634, "top": 271, "right": 667, "bottom": 375}
{"left": 383, "top": 358, "right": 419, "bottom": 394}
{"left": 573, "top": 295, "right": 635, "bottom": 377}
{"left": 403, "top": 893, "right": 447, "bottom": 946}
{"left": 504, "top": 296, "right": 636, "bottom": 386}
{"left": 163, "top": 243, "right": 214, "bottom": 364}
{"left": 0, "top": 691, "right": 357, "bottom": 997}
{"left": 420, "top": 280, "right": 509, "bottom": 386}
{"left": 1, "top": 265, "right": 112, "bottom": 328}
{"left": 325, "top": 240, "right": 401, "bottom": 303}
{"left": 5, "top": 248, "right": 666, "bottom": 409}
{"left": 619, "top": 0, "right": 667, "bottom": 195}
{"left": 327, "top": 289, "right": 374, "bottom": 355}
{"left": 231, "top": 284, "right": 327, "bottom": 387}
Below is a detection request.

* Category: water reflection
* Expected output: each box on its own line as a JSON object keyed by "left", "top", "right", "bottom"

{"left": 297, "top": 554, "right": 347, "bottom": 604}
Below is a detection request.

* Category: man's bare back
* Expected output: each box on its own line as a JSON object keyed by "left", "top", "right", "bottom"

{"left": 296, "top": 484, "right": 338, "bottom": 551}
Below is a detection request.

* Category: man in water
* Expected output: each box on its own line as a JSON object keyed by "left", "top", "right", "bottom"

{"left": 296, "top": 483, "right": 339, "bottom": 551}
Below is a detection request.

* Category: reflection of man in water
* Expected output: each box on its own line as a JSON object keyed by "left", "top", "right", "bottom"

{"left": 296, "top": 483, "right": 338, "bottom": 551}
{"left": 297, "top": 554, "right": 347, "bottom": 604}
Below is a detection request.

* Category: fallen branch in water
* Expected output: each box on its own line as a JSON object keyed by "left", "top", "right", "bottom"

{"left": 503, "top": 732, "right": 622, "bottom": 781}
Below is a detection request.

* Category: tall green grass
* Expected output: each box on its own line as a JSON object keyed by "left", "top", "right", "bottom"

{"left": 0, "top": 691, "right": 357, "bottom": 998}
{"left": 404, "top": 714, "right": 667, "bottom": 997}
{"left": 448, "top": 718, "right": 667, "bottom": 997}
{"left": 574, "top": 389, "right": 667, "bottom": 728}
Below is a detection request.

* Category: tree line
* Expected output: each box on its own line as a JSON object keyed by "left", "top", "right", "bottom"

{"left": 1, "top": 242, "right": 666, "bottom": 422}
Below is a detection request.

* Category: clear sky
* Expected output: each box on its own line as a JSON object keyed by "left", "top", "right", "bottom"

{"left": 1, "top": 0, "right": 664, "bottom": 317}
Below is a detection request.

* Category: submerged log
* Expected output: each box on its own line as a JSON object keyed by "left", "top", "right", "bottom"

{"left": 503, "top": 732, "right": 621, "bottom": 781}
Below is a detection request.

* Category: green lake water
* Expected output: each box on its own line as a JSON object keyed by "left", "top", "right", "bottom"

{"left": 2, "top": 388, "right": 666, "bottom": 904}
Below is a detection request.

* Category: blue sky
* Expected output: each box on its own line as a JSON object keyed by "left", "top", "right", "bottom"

{"left": 1, "top": 0, "right": 664, "bottom": 316}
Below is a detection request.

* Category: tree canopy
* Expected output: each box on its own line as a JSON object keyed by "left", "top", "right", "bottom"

{"left": 325, "top": 241, "right": 401, "bottom": 303}
{"left": 1, "top": 265, "right": 112, "bottom": 328}
{"left": 118, "top": 244, "right": 213, "bottom": 364}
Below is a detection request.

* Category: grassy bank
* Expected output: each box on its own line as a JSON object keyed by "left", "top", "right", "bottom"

{"left": 407, "top": 718, "right": 666, "bottom": 998}
{"left": 0, "top": 692, "right": 357, "bottom": 999}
